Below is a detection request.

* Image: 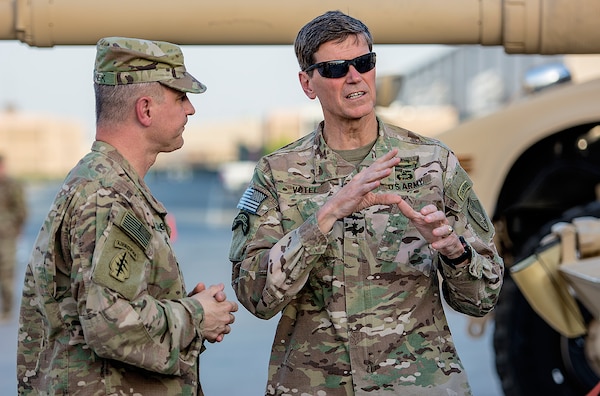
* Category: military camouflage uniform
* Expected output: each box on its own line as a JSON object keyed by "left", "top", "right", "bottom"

{"left": 18, "top": 142, "right": 206, "bottom": 395}
{"left": 230, "top": 120, "right": 504, "bottom": 395}
{"left": 0, "top": 172, "right": 27, "bottom": 319}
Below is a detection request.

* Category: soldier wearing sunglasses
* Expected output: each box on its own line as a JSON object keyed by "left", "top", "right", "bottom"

{"left": 230, "top": 10, "right": 503, "bottom": 396}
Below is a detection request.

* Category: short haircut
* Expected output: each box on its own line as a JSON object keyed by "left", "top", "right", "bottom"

{"left": 94, "top": 82, "right": 164, "bottom": 126}
{"left": 294, "top": 10, "right": 373, "bottom": 72}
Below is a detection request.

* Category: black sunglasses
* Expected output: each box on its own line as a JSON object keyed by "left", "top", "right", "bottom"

{"left": 304, "top": 52, "right": 376, "bottom": 79}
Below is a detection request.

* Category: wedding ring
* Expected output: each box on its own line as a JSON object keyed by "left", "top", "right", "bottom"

{"left": 447, "top": 225, "right": 454, "bottom": 236}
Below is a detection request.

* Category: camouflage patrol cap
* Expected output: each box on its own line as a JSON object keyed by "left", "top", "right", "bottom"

{"left": 93, "top": 37, "right": 206, "bottom": 94}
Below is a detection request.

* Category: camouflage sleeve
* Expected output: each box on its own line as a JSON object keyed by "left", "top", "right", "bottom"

{"left": 73, "top": 188, "right": 204, "bottom": 375}
{"left": 9, "top": 179, "right": 27, "bottom": 233}
{"left": 439, "top": 153, "right": 505, "bottom": 317}
{"left": 17, "top": 263, "right": 45, "bottom": 380}
{"left": 230, "top": 160, "right": 328, "bottom": 320}
{"left": 13, "top": 182, "right": 27, "bottom": 233}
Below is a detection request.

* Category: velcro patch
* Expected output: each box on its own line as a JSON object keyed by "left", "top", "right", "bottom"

{"left": 468, "top": 196, "right": 491, "bottom": 233}
{"left": 109, "top": 251, "right": 130, "bottom": 282}
{"left": 92, "top": 225, "right": 147, "bottom": 300}
{"left": 394, "top": 156, "right": 419, "bottom": 182}
{"left": 119, "top": 210, "right": 151, "bottom": 249}
{"left": 237, "top": 187, "right": 267, "bottom": 214}
{"left": 232, "top": 212, "right": 250, "bottom": 235}
{"left": 446, "top": 165, "right": 472, "bottom": 208}
{"left": 457, "top": 180, "right": 472, "bottom": 201}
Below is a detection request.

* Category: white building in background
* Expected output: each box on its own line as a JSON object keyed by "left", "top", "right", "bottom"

{"left": 4, "top": 46, "right": 597, "bottom": 179}
{"left": 0, "top": 107, "right": 88, "bottom": 179}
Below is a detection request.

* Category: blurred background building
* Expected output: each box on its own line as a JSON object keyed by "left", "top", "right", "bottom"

{"left": 2, "top": 46, "right": 599, "bottom": 182}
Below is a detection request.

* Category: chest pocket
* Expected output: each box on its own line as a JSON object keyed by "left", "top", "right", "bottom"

{"left": 280, "top": 181, "right": 331, "bottom": 232}
{"left": 281, "top": 198, "right": 320, "bottom": 232}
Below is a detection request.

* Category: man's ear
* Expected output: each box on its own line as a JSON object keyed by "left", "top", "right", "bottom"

{"left": 135, "top": 96, "right": 153, "bottom": 127}
{"left": 299, "top": 71, "right": 317, "bottom": 100}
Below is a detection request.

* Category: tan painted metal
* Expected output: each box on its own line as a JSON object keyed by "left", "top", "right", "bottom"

{"left": 441, "top": 77, "right": 600, "bottom": 215}
{"left": 1, "top": 0, "right": 600, "bottom": 54}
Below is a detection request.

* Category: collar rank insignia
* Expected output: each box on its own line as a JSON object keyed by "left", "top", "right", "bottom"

{"left": 395, "top": 157, "right": 419, "bottom": 183}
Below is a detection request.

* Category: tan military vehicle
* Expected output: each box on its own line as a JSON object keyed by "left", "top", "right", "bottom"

{"left": 442, "top": 60, "right": 600, "bottom": 395}
{"left": 2, "top": 0, "right": 600, "bottom": 394}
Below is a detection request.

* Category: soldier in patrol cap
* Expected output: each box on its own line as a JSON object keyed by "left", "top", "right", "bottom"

{"left": 17, "top": 37, "right": 238, "bottom": 395}
{"left": 0, "top": 154, "right": 27, "bottom": 323}
{"left": 229, "top": 11, "right": 504, "bottom": 395}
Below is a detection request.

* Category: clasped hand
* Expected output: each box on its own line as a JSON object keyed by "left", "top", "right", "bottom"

{"left": 188, "top": 282, "right": 239, "bottom": 343}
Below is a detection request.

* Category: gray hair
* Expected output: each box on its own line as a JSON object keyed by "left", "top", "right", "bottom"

{"left": 294, "top": 10, "right": 373, "bottom": 72}
{"left": 94, "top": 82, "right": 164, "bottom": 126}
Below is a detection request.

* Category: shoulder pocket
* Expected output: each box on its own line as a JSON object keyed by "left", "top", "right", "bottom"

{"left": 236, "top": 185, "right": 276, "bottom": 216}
{"left": 445, "top": 165, "right": 494, "bottom": 240}
{"left": 444, "top": 165, "right": 472, "bottom": 213}
{"left": 92, "top": 207, "right": 151, "bottom": 301}
{"left": 466, "top": 194, "right": 493, "bottom": 240}
{"left": 230, "top": 185, "right": 277, "bottom": 262}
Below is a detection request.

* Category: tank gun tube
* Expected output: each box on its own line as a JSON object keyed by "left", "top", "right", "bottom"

{"left": 1, "top": 0, "right": 599, "bottom": 54}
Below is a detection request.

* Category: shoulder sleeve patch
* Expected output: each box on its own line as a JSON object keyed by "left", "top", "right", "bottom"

{"left": 457, "top": 180, "right": 472, "bottom": 201}
{"left": 92, "top": 223, "right": 147, "bottom": 301}
{"left": 232, "top": 212, "right": 250, "bottom": 235}
{"left": 236, "top": 186, "right": 268, "bottom": 214}
{"left": 446, "top": 165, "right": 472, "bottom": 208}
{"left": 467, "top": 195, "right": 492, "bottom": 236}
{"left": 118, "top": 210, "right": 151, "bottom": 249}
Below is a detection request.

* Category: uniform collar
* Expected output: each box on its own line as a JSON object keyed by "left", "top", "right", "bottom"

{"left": 312, "top": 118, "right": 397, "bottom": 186}
{"left": 91, "top": 141, "right": 167, "bottom": 214}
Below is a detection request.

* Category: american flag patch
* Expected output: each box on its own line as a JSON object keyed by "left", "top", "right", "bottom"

{"left": 237, "top": 187, "right": 267, "bottom": 214}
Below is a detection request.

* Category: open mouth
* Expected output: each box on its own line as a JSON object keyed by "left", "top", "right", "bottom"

{"left": 347, "top": 91, "right": 365, "bottom": 99}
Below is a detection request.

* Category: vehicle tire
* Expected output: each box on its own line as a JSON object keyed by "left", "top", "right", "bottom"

{"left": 493, "top": 201, "right": 600, "bottom": 396}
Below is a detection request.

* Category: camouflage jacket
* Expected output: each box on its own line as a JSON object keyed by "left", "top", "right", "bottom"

{"left": 18, "top": 141, "right": 206, "bottom": 396}
{"left": 0, "top": 174, "right": 27, "bottom": 238}
{"left": 230, "top": 120, "right": 504, "bottom": 396}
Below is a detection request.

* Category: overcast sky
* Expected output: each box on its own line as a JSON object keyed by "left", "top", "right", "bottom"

{"left": 0, "top": 41, "right": 450, "bottom": 136}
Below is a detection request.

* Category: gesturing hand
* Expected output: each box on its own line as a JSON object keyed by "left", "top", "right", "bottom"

{"left": 316, "top": 148, "right": 403, "bottom": 233}
{"left": 396, "top": 200, "right": 464, "bottom": 257}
